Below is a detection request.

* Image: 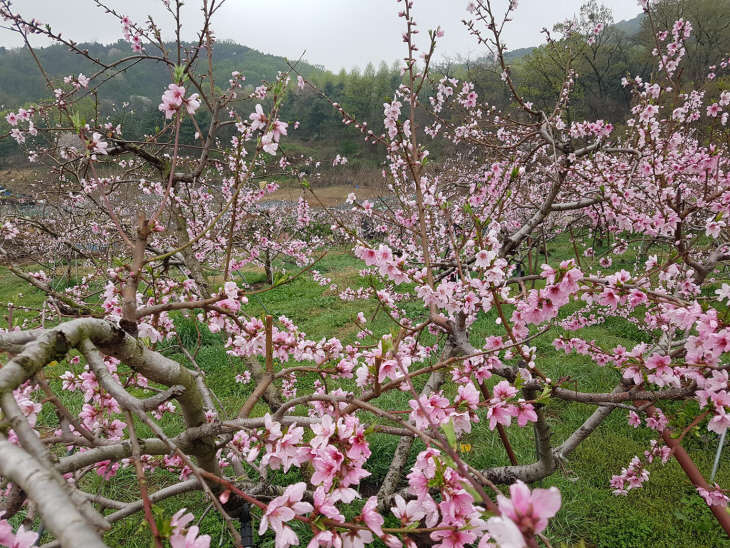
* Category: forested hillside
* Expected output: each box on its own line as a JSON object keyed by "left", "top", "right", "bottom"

{"left": 1, "top": 0, "right": 729, "bottom": 169}
{"left": 0, "top": 39, "right": 326, "bottom": 107}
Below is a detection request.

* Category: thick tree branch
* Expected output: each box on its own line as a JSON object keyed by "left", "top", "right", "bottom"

{"left": 0, "top": 438, "right": 109, "bottom": 548}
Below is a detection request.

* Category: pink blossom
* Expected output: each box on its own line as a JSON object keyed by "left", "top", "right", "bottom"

{"left": 159, "top": 83, "right": 189, "bottom": 118}
{"left": 89, "top": 133, "right": 108, "bottom": 155}
{"left": 341, "top": 529, "right": 373, "bottom": 548}
{"left": 475, "top": 249, "right": 494, "bottom": 267}
{"left": 497, "top": 480, "right": 561, "bottom": 536}
{"left": 271, "top": 119, "right": 288, "bottom": 142}
{"left": 10, "top": 129, "right": 25, "bottom": 144}
{"left": 698, "top": 484, "right": 730, "bottom": 507}
{"left": 307, "top": 530, "right": 342, "bottom": 548}
{"left": 456, "top": 382, "right": 479, "bottom": 408}
{"left": 170, "top": 526, "right": 211, "bottom": 548}
{"left": 707, "top": 103, "right": 722, "bottom": 117}
{"left": 170, "top": 508, "right": 195, "bottom": 533}
{"left": 159, "top": 99, "right": 178, "bottom": 119}
{"left": 486, "top": 516, "right": 525, "bottom": 548}
{"left": 431, "top": 528, "right": 479, "bottom": 548}
{"left": 260, "top": 483, "right": 313, "bottom": 542}
{"left": 183, "top": 93, "right": 201, "bottom": 115}
{"left": 391, "top": 495, "right": 425, "bottom": 526}
{"left": 706, "top": 218, "right": 726, "bottom": 238}
{"left": 249, "top": 104, "right": 268, "bottom": 132}
{"left": 262, "top": 133, "right": 278, "bottom": 155}
{"left": 716, "top": 284, "right": 730, "bottom": 303}
{"left": 487, "top": 402, "right": 514, "bottom": 430}
{"left": 360, "top": 496, "right": 384, "bottom": 537}
{"left": 4, "top": 525, "right": 38, "bottom": 548}
{"left": 513, "top": 401, "right": 538, "bottom": 427}
{"left": 709, "top": 410, "right": 730, "bottom": 434}
{"left": 0, "top": 515, "right": 13, "bottom": 546}
{"left": 166, "top": 84, "right": 185, "bottom": 103}
{"left": 493, "top": 380, "right": 518, "bottom": 401}
{"left": 645, "top": 409, "right": 668, "bottom": 432}
{"left": 312, "top": 487, "right": 344, "bottom": 522}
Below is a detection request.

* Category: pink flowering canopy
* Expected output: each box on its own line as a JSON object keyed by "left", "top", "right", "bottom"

{"left": 0, "top": 0, "right": 730, "bottom": 547}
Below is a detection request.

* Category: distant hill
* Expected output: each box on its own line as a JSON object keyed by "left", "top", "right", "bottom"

{"left": 614, "top": 13, "right": 645, "bottom": 36}
{"left": 0, "top": 39, "right": 326, "bottom": 110}
{"left": 504, "top": 47, "right": 534, "bottom": 62}
{"left": 436, "top": 11, "right": 643, "bottom": 69}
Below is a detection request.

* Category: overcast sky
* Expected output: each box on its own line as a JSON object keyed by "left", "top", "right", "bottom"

{"left": 0, "top": 0, "right": 642, "bottom": 72}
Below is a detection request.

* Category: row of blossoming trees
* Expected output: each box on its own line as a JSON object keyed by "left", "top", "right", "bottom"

{"left": 0, "top": 0, "right": 729, "bottom": 546}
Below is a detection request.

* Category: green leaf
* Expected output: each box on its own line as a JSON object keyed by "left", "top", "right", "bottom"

{"left": 69, "top": 112, "right": 83, "bottom": 132}
{"left": 443, "top": 418, "right": 457, "bottom": 451}
{"left": 514, "top": 372, "right": 525, "bottom": 391}
{"left": 173, "top": 64, "right": 188, "bottom": 85}
{"left": 136, "top": 520, "right": 149, "bottom": 535}
{"left": 380, "top": 335, "right": 394, "bottom": 353}
{"left": 535, "top": 383, "right": 552, "bottom": 404}
{"left": 273, "top": 273, "right": 289, "bottom": 287}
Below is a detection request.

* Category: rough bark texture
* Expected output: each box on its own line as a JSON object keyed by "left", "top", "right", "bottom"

{"left": 0, "top": 439, "right": 108, "bottom": 548}
{"left": 0, "top": 319, "right": 221, "bottom": 481}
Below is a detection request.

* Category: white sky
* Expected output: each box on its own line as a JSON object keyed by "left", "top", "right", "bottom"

{"left": 0, "top": 0, "right": 643, "bottom": 72}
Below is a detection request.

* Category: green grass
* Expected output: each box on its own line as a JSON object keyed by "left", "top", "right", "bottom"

{"left": 4, "top": 238, "right": 730, "bottom": 547}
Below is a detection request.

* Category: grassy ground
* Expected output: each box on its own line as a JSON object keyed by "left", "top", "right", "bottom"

{"left": 2, "top": 242, "right": 729, "bottom": 547}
